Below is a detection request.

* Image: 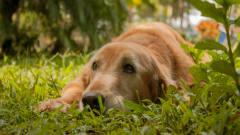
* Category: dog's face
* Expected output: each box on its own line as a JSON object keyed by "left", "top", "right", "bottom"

{"left": 79, "top": 42, "right": 175, "bottom": 110}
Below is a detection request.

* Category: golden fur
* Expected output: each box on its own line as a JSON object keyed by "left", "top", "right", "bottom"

{"left": 38, "top": 22, "right": 195, "bottom": 112}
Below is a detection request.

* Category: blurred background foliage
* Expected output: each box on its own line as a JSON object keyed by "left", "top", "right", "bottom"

{"left": 0, "top": 0, "right": 239, "bottom": 56}
{"left": 0, "top": 0, "right": 128, "bottom": 55}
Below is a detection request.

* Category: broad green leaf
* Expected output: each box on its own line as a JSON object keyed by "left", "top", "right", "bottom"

{"left": 210, "top": 60, "right": 237, "bottom": 79}
{"left": 233, "top": 42, "right": 240, "bottom": 58}
{"left": 195, "top": 39, "right": 227, "bottom": 53}
{"left": 190, "top": 65, "right": 209, "bottom": 83}
{"left": 189, "top": 0, "right": 225, "bottom": 23}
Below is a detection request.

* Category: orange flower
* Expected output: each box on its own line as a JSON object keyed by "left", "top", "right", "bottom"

{"left": 197, "top": 20, "right": 220, "bottom": 40}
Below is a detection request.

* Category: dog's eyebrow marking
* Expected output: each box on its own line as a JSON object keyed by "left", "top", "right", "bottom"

{"left": 121, "top": 54, "right": 139, "bottom": 67}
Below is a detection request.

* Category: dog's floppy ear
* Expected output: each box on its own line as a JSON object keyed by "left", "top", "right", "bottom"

{"left": 148, "top": 57, "right": 176, "bottom": 102}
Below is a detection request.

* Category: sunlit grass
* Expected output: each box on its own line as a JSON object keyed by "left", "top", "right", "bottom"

{"left": 0, "top": 52, "right": 239, "bottom": 134}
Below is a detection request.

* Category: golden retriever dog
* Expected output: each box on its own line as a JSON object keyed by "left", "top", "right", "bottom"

{"left": 38, "top": 22, "right": 195, "bottom": 112}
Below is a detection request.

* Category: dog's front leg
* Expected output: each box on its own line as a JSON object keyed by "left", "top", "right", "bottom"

{"left": 37, "top": 67, "right": 91, "bottom": 112}
{"left": 38, "top": 63, "right": 90, "bottom": 112}
{"left": 38, "top": 81, "right": 84, "bottom": 112}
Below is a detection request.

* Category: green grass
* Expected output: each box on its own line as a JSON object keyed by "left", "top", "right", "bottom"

{"left": 0, "top": 52, "right": 240, "bottom": 135}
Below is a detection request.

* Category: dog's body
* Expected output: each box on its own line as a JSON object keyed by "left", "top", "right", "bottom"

{"left": 39, "top": 22, "right": 195, "bottom": 112}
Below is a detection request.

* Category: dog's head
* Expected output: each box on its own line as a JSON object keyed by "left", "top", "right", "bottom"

{"left": 79, "top": 42, "right": 175, "bottom": 111}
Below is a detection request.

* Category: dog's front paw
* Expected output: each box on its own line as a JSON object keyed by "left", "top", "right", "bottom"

{"left": 38, "top": 99, "right": 70, "bottom": 113}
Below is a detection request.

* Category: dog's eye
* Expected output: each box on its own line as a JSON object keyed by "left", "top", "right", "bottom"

{"left": 92, "top": 62, "right": 98, "bottom": 71}
{"left": 123, "top": 64, "right": 135, "bottom": 74}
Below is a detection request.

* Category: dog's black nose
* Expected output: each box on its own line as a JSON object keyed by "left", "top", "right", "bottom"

{"left": 82, "top": 92, "right": 105, "bottom": 110}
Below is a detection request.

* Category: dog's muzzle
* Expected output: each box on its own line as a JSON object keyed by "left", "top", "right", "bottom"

{"left": 82, "top": 92, "right": 105, "bottom": 110}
